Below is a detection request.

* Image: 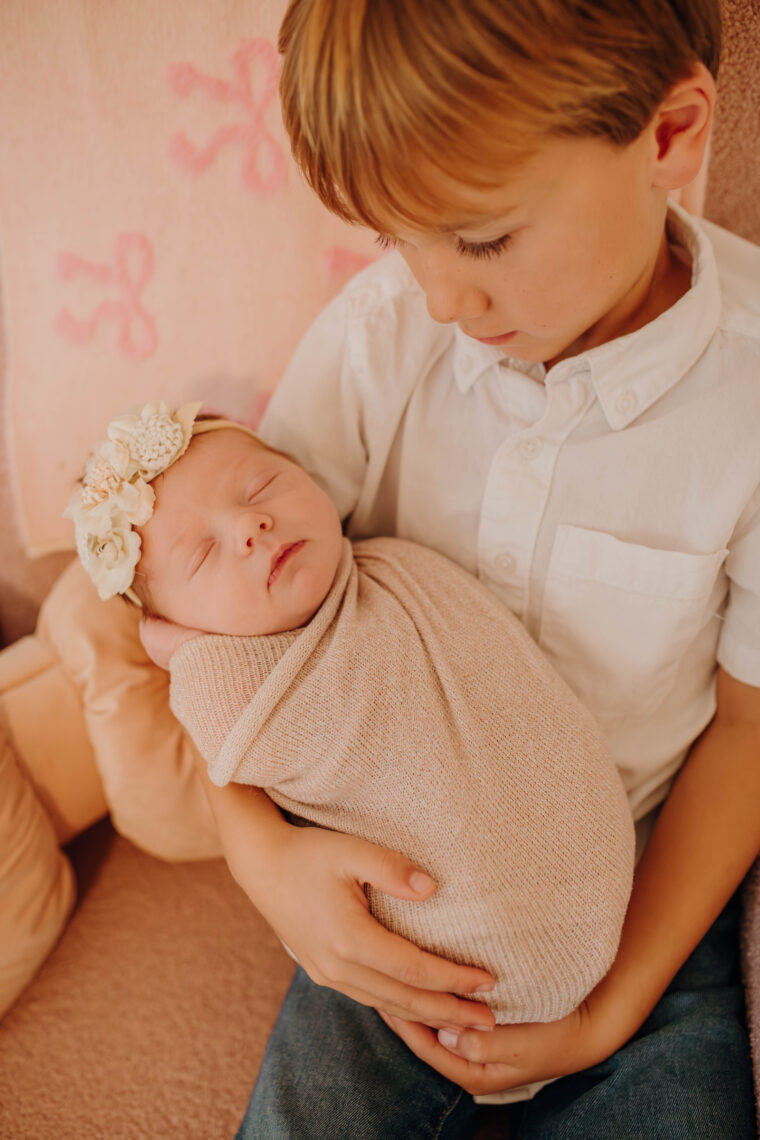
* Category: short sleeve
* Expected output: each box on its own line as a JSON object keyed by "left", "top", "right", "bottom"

{"left": 717, "top": 484, "right": 760, "bottom": 686}
{"left": 258, "top": 288, "right": 368, "bottom": 522}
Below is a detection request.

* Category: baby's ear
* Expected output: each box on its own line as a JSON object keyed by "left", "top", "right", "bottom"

{"left": 650, "top": 62, "right": 716, "bottom": 191}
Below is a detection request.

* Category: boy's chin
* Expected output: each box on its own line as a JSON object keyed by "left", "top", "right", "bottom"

{"left": 478, "top": 331, "right": 557, "bottom": 367}
{"left": 498, "top": 338, "right": 552, "bottom": 367}
{"left": 513, "top": 333, "right": 586, "bottom": 371}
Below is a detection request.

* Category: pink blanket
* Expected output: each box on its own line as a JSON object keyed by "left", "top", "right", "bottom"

{"left": 0, "top": 0, "right": 377, "bottom": 555}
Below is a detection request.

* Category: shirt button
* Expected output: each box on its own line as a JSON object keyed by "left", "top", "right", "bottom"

{"left": 493, "top": 552, "right": 516, "bottom": 578}
{"left": 615, "top": 390, "right": 638, "bottom": 416}
{"left": 459, "top": 354, "right": 474, "bottom": 374}
{"left": 518, "top": 437, "right": 542, "bottom": 461}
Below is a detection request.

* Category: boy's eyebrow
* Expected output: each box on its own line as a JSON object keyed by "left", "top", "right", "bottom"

{"left": 377, "top": 207, "right": 521, "bottom": 240}
{"left": 434, "top": 207, "right": 520, "bottom": 234}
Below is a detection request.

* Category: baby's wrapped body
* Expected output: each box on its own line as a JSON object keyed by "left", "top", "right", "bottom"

{"left": 170, "top": 537, "right": 635, "bottom": 1024}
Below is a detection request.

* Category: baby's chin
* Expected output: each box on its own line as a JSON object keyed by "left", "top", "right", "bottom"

{"left": 232, "top": 607, "right": 321, "bottom": 637}
{"left": 180, "top": 604, "right": 323, "bottom": 639}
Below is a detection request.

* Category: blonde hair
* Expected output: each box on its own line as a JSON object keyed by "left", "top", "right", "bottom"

{"left": 279, "top": 0, "right": 721, "bottom": 230}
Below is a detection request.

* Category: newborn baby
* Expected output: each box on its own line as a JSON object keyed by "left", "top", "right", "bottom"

{"left": 67, "top": 401, "right": 635, "bottom": 1030}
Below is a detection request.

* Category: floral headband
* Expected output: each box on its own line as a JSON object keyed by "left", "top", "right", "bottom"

{"left": 64, "top": 401, "right": 259, "bottom": 604}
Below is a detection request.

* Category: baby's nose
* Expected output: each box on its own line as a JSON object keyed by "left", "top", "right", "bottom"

{"left": 238, "top": 510, "right": 272, "bottom": 551}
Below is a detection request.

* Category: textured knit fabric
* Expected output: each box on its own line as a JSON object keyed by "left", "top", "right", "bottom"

{"left": 170, "top": 536, "right": 635, "bottom": 1025}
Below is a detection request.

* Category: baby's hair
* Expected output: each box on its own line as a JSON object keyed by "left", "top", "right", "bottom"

{"left": 278, "top": 0, "right": 721, "bottom": 231}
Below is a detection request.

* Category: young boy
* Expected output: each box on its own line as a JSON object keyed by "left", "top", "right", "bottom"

{"left": 142, "top": 1, "right": 760, "bottom": 1135}
{"left": 67, "top": 401, "right": 634, "bottom": 1063}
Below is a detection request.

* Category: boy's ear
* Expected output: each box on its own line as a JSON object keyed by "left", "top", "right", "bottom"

{"left": 649, "top": 62, "right": 716, "bottom": 192}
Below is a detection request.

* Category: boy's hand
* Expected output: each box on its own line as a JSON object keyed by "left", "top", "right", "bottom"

{"left": 378, "top": 996, "right": 614, "bottom": 1096}
{"left": 139, "top": 614, "right": 206, "bottom": 671}
{"left": 233, "top": 820, "right": 497, "bottom": 1031}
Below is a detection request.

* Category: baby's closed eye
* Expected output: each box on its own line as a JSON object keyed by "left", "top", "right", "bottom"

{"left": 246, "top": 474, "right": 277, "bottom": 502}
{"left": 189, "top": 540, "right": 215, "bottom": 577}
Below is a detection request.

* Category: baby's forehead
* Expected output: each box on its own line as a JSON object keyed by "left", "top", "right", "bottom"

{"left": 174, "top": 426, "right": 271, "bottom": 477}
{"left": 151, "top": 429, "right": 268, "bottom": 514}
{"left": 191, "top": 425, "right": 267, "bottom": 457}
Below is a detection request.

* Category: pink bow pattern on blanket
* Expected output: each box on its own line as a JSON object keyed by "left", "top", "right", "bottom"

{"left": 2, "top": 6, "right": 384, "bottom": 551}
{"left": 55, "top": 233, "right": 158, "bottom": 361}
{"left": 168, "top": 39, "right": 287, "bottom": 194}
{"left": 324, "top": 248, "right": 377, "bottom": 284}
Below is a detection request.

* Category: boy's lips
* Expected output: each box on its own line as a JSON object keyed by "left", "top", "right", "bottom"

{"left": 468, "top": 330, "right": 517, "bottom": 346}
{"left": 268, "top": 540, "right": 305, "bottom": 587}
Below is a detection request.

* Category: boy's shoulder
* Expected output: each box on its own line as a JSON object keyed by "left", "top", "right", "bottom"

{"left": 698, "top": 217, "right": 760, "bottom": 342}
{"left": 319, "top": 249, "right": 456, "bottom": 385}
{"left": 339, "top": 250, "right": 430, "bottom": 323}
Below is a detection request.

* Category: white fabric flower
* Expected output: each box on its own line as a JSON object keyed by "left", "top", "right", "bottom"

{"left": 97, "top": 439, "right": 135, "bottom": 481}
{"left": 65, "top": 476, "right": 155, "bottom": 535}
{"left": 107, "top": 401, "right": 202, "bottom": 480}
{"left": 76, "top": 519, "right": 143, "bottom": 600}
{"left": 65, "top": 399, "right": 204, "bottom": 598}
{"left": 80, "top": 454, "right": 125, "bottom": 507}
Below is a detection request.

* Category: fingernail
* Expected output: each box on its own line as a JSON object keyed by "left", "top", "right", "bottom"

{"left": 474, "top": 984, "right": 493, "bottom": 993}
{"left": 409, "top": 870, "right": 435, "bottom": 893}
{"left": 438, "top": 1029, "right": 459, "bottom": 1049}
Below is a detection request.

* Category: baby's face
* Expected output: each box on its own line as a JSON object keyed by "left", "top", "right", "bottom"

{"left": 136, "top": 430, "right": 344, "bottom": 636}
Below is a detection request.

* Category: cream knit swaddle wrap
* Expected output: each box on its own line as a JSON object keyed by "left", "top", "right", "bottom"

{"left": 170, "top": 537, "right": 635, "bottom": 1024}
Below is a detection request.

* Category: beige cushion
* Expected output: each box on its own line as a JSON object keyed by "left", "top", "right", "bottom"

{"left": 36, "top": 560, "right": 221, "bottom": 862}
{"left": 0, "top": 729, "right": 76, "bottom": 1018}
{"left": 0, "top": 819, "right": 295, "bottom": 1136}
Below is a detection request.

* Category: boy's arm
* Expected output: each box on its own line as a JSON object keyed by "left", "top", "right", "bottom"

{"left": 383, "top": 665, "right": 760, "bottom": 1094}
{"left": 582, "top": 666, "right": 760, "bottom": 1038}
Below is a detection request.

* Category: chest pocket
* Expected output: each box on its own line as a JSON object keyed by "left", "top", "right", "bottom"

{"left": 538, "top": 525, "right": 728, "bottom": 721}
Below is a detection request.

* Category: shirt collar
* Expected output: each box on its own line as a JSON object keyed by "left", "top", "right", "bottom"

{"left": 584, "top": 202, "right": 722, "bottom": 429}
{"left": 452, "top": 202, "right": 722, "bottom": 429}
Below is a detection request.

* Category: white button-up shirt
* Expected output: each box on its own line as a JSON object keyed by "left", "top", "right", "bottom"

{"left": 259, "top": 202, "right": 760, "bottom": 830}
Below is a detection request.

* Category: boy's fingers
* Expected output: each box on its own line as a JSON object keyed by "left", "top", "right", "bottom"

{"left": 351, "top": 842, "right": 438, "bottom": 900}
{"left": 343, "top": 973, "right": 495, "bottom": 1029}
{"left": 380, "top": 1015, "right": 515, "bottom": 1094}
{"left": 300, "top": 834, "right": 495, "bottom": 1024}
{"left": 324, "top": 920, "right": 494, "bottom": 1027}
{"left": 317, "top": 954, "right": 495, "bottom": 1028}
{"left": 355, "top": 915, "right": 494, "bottom": 998}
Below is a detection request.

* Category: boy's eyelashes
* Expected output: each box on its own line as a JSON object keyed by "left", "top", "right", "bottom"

{"left": 375, "top": 233, "right": 399, "bottom": 254}
{"left": 375, "top": 232, "right": 512, "bottom": 261}
{"left": 455, "top": 232, "right": 512, "bottom": 260}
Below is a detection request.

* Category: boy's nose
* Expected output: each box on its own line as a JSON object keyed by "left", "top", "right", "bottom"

{"left": 425, "top": 282, "right": 489, "bottom": 325}
{"left": 398, "top": 239, "right": 490, "bottom": 326}
{"left": 419, "top": 255, "right": 489, "bottom": 325}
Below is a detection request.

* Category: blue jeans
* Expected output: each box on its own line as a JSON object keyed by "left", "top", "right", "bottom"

{"left": 237, "top": 888, "right": 756, "bottom": 1139}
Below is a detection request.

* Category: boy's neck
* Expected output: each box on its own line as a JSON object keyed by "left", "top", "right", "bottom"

{"left": 544, "top": 228, "right": 692, "bottom": 371}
